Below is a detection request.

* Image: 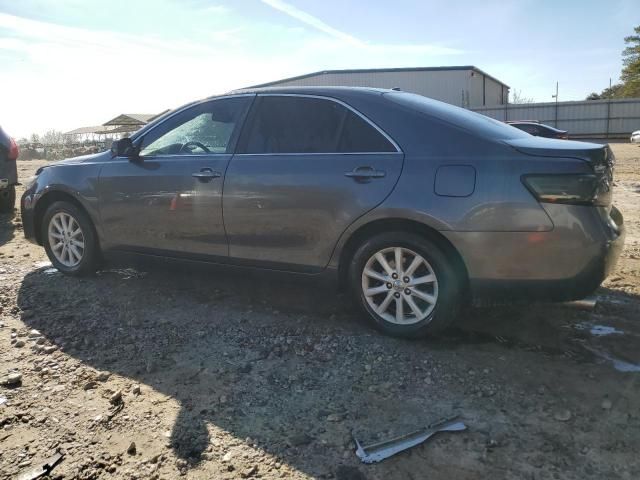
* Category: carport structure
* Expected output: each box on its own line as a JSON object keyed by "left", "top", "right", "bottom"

{"left": 64, "top": 112, "right": 167, "bottom": 143}
{"left": 102, "top": 113, "right": 162, "bottom": 134}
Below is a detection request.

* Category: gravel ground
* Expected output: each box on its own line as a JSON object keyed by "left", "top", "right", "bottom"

{"left": 1, "top": 143, "right": 639, "bottom": 480}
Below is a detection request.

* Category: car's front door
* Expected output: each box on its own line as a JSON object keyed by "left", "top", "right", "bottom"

{"left": 98, "top": 95, "right": 253, "bottom": 257}
{"left": 223, "top": 94, "right": 404, "bottom": 271}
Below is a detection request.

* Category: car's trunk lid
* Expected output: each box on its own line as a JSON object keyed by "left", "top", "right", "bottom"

{"left": 505, "top": 137, "right": 614, "bottom": 206}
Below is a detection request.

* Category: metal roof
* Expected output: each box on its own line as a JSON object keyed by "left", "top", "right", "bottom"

{"left": 103, "top": 113, "right": 160, "bottom": 126}
{"left": 65, "top": 110, "right": 170, "bottom": 137}
{"left": 250, "top": 65, "right": 509, "bottom": 89}
{"left": 64, "top": 125, "right": 114, "bottom": 135}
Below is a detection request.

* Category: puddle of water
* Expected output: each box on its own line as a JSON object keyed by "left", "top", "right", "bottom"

{"left": 589, "top": 325, "right": 624, "bottom": 336}
{"left": 597, "top": 351, "right": 640, "bottom": 373}
{"left": 583, "top": 345, "right": 640, "bottom": 373}
{"left": 575, "top": 323, "right": 624, "bottom": 337}
{"left": 598, "top": 295, "right": 634, "bottom": 306}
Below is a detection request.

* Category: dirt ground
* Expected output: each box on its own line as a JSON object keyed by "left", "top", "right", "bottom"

{"left": 1, "top": 144, "right": 639, "bottom": 480}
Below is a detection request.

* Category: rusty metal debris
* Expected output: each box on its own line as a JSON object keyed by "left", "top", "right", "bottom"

{"left": 353, "top": 416, "right": 466, "bottom": 464}
{"left": 17, "top": 450, "right": 64, "bottom": 480}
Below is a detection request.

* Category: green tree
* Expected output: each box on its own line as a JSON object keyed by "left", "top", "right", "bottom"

{"left": 42, "top": 129, "right": 64, "bottom": 146}
{"left": 510, "top": 89, "right": 534, "bottom": 104}
{"left": 586, "top": 25, "right": 640, "bottom": 100}
{"left": 586, "top": 83, "right": 624, "bottom": 100}
{"left": 621, "top": 25, "right": 640, "bottom": 97}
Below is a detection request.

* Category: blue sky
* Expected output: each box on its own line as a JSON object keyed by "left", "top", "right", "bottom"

{"left": 0, "top": 0, "right": 636, "bottom": 137}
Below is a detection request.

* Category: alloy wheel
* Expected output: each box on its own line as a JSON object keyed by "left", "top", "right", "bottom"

{"left": 361, "top": 246, "right": 439, "bottom": 325}
{"left": 48, "top": 212, "right": 85, "bottom": 267}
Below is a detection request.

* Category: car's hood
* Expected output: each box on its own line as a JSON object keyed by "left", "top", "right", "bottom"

{"left": 49, "top": 150, "right": 111, "bottom": 166}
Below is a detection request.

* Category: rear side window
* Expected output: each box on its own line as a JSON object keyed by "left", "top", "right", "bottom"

{"left": 385, "top": 91, "right": 530, "bottom": 140}
{"left": 239, "top": 96, "right": 396, "bottom": 154}
{"left": 338, "top": 110, "right": 397, "bottom": 153}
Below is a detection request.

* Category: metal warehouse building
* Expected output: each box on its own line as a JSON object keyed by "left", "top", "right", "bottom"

{"left": 251, "top": 66, "right": 509, "bottom": 108}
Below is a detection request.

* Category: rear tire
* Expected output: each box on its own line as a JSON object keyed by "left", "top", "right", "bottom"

{"left": 0, "top": 186, "right": 15, "bottom": 213}
{"left": 349, "top": 232, "right": 461, "bottom": 338}
{"left": 42, "top": 201, "right": 100, "bottom": 276}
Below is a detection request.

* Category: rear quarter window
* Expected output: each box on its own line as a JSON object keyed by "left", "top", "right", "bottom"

{"left": 384, "top": 91, "right": 529, "bottom": 141}
{"left": 338, "top": 110, "right": 396, "bottom": 153}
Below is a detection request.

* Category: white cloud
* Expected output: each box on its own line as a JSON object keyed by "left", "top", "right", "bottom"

{"left": 260, "top": 0, "right": 364, "bottom": 46}
{"left": 259, "top": 0, "right": 462, "bottom": 55}
{"left": 200, "top": 4, "right": 232, "bottom": 15}
{"left": 0, "top": 6, "right": 463, "bottom": 137}
{"left": 0, "top": 12, "right": 280, "bottom": 136}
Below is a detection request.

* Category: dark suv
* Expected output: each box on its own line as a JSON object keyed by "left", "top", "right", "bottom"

{"left": 21, "top": 87, "right": 624, "bottom": 338}
{"left": 0, "top": 126, "right": 19, "bottom": 213}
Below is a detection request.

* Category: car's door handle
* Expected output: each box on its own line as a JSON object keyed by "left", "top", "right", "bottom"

{"left": 344, "top": 167, "right": 386, "bottom": 181}
{"left": 192, "top": 168, "right": 221, "bottom": 181}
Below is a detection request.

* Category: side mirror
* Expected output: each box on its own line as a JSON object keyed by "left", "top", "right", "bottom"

{"left": 111, "top": 137, "right": 139, "bottom": 160}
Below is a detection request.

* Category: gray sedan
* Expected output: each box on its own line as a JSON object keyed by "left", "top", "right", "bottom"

{"left": 21, "top": 87, "right": 624, "bottom": 338}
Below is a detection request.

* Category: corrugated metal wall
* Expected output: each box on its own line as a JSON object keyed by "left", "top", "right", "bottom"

{"left": 473, "top": 98, "right": 640, "bottom": 138}
{"left": 261, "top": 70, "right": 507, "bottom": 108}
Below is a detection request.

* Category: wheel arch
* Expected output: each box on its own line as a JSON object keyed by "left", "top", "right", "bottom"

{"left": 337, "top": 218, "right": 470, "bottom": 295}
{"left": 33, "top": 190, "right": 97, "bottom": 246}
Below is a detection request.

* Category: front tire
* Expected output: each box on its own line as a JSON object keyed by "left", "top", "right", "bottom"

{"left": 42, "top": 201, "right": 99, "bottom": 275}
{"left": 349, "top": 232, "right": 461, "bottom": 338}
{"left": 0, "top": 185, "right": 15, "bottom": 213}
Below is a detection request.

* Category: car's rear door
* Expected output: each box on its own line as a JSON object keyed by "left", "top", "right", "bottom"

{"left": 222, "top": 94, "right": 404, "bottom": 271}
{"left": 98, "top": 95, "right": 253, "bottom": 257}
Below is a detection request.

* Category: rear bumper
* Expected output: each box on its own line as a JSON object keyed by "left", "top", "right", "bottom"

{"left": 0, "top": 164, "right": 18, "bottom": 186}
{"left": 470, "top": 232, "right": 624, "bottom": 304}
{"left": 444, "top": 205, "right": 625, "bottom": 304}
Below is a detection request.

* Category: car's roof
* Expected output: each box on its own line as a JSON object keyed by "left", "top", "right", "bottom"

{"left": 223, "top": 85, "right": 392, "bottom": 98}
{"left": 135, "top": 86, "right": 530, "bottom": 145}
{"left": 133, "top": 87, "right": 393, "bottom": 142}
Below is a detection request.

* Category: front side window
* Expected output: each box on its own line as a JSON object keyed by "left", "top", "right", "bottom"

{"left": 140, "top": 97, "right": 250, "bottom": 156}
{"left": 239, "top": 96, "right": 396, "bottom": 154}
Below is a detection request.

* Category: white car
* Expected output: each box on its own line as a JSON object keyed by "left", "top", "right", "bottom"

{"left": 631, "top": 130, "right": 640, "bottom": 143}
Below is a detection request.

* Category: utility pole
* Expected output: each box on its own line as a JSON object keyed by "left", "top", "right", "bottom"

{"left": 606, "top": 77, "right": 612, "bottom": 138}
{"left": 552, "top": 81, "right": 559, "bottom": 127}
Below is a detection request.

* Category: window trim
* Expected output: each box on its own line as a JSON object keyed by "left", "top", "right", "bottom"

{"left": 130, "top": 93, "right": 256, "bottom": 158}
{"left": 235, "top": 93, "right": 403, "bottom": 156}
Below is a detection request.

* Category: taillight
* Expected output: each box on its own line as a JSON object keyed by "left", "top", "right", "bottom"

{"left": 8, "top": 137, "right": 19, "bottom": 161}
{"left": 522, "top": 174, "right": 601, "bottom": 206}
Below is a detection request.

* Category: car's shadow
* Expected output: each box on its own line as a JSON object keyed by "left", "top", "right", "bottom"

{"left": 0, "top": 209, "right": 16, "bottom": 246}
{"left": 15, "top": 260, "right": 640, "bottom": 477}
